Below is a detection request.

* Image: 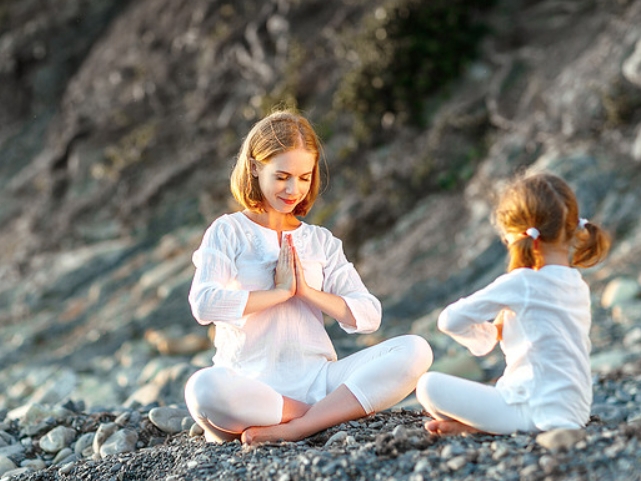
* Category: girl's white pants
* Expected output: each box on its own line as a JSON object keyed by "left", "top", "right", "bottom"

{"left": 416, "top": 371, "right": 538, "bottom": 434}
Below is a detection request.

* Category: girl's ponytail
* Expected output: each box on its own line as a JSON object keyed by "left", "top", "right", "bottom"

{"left": 507, "top": 236, "right": 539, "bottom": 271}
{"left": 571, "top": 221, "right": 611, "bottom": 268}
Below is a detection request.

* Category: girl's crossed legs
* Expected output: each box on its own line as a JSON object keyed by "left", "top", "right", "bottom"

{"left": 184, "top": 335, "right": 432, "bottom": 444}
{"left": 415, "top": 371, "right": 537, "bottom": 435}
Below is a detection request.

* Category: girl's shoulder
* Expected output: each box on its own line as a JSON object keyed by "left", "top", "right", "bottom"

{"left": 482, "top": 268, "right": 534, "bottom": 292}
{"left": 511, "top": 265, "right": 581, "bottom": 279}
{"left": 497, "top": 265, "right": 584, "bottom": 289}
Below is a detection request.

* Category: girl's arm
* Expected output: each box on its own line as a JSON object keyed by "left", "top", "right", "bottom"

{"left": 438, "top": 272, "right": 524, "bottom": 355}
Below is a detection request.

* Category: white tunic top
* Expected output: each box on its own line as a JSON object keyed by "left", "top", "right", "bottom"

{"left": 188, "top": 212, "right": 382, "bottom": 401}
{"left": 437, "top": 265, "right": 592, "bottom": 430}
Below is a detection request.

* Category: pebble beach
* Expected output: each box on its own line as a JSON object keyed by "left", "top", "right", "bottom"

{"left": 2, "top": 274, "right": 641, "bottom": 481}
{"left": 1, "top": 366, "right": 641, "bottom": 481}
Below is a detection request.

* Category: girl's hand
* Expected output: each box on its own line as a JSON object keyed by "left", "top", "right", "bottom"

{"left": 274, "top": 234, "right": 296, "bottom": 298}
{"left": 494, "top": 311, "right": 505, "bottom": 341}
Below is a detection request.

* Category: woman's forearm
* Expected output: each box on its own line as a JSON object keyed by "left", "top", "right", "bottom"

{"left": 300, "top": 287, "right": 357, "bottom": 328}
{"left": 243, "top": 288, "right": 293, "bottom": 316}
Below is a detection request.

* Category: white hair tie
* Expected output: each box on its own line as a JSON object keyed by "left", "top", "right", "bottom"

{"left": 579, "top": 218, "right": 589, "bottom": 229}
{"left": 525, "top": 227, "right": 540, "bottom": 240}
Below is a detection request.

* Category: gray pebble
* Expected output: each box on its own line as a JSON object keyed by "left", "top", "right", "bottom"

{"left": 536, "top": 428, "right": 586, "bottom": 450}
{"left": 149, "top": 406, "right": 191, "bottom": 434}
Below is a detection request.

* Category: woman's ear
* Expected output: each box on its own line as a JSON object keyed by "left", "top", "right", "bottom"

{"left": 250, "top": 158, "right": 259, "bottom": 178}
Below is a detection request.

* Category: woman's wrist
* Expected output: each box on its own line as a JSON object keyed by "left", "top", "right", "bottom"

{"left": 274, "top": 285, "right": 294, "bottom": 302}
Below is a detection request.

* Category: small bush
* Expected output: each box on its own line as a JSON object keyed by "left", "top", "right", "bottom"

{"left": 334, "top": 0, "right": 493, "bottom": 139}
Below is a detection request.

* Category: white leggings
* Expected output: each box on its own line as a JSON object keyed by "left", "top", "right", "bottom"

{"left": 416, "top": 371, "right": 538, "bottom": 434}
{"left": 185, "top": 335, "right": 432, "bottom": 438}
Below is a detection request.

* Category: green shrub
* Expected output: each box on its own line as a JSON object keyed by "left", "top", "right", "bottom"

{"left": 334, "top": 0, "right": 493, "bottom": 139}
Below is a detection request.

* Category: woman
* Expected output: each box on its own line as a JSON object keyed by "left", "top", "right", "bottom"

{"left": 184, "top": 110, "right": 433, "bottom": 445}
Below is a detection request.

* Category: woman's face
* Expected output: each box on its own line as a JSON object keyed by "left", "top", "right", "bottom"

{"left": 252, "top": 148, "right": 316, "bottom": 214}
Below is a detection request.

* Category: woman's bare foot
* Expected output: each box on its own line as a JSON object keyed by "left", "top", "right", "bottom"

{"left": 242, "top": 422, "right": 299, "bottom": 445}
{"left": 204, "top": 429, "right": 240, "bottom": 443}
{"left": 282, "top": 397, "right": 311, "bottom": 423}
{"left": 240, "top": 397, "right": 311, "bottom": 445}
{"left": 243, "top": 385, "right": 367, "bottom": 446}
{"left": 425, "top": 419, "right": 484, "bottom": 436}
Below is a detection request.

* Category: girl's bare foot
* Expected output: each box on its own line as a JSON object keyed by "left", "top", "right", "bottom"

{"left": 425, "top": 419, "right": 484, "bottom": 436}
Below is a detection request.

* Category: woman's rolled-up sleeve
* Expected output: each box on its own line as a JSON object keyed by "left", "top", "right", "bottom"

{"left": 188, "top": 220, "right": 249, "bottom": 328}
{"left": 321, "top": 233, "right": 381, "bottom": 334}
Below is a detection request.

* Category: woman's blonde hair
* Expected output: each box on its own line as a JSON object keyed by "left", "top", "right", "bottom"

{"left": 230, "top": 110, "right": 322, "bottom": 216}
{"left": 493, "top": 172, "right": 611, "bottom": 271}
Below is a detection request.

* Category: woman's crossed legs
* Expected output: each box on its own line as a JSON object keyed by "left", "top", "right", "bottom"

{"left": 184, "top": 335, "right": 432, "bottom": 444}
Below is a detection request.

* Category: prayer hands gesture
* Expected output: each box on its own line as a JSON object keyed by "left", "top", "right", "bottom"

{"left": 274, "top": 234, "right": 310, "bottom": 301}
{"left": 267, "top": 233, "right": 356, "bottom": 327}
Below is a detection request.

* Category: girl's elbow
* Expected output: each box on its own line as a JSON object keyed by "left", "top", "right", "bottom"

{"left": 436, "top": 312, "right": 450, "bottom": 333}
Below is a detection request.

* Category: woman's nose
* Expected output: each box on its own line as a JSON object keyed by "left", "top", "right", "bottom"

{"left": 285, "top": 179, "right": 297, "bottom": 194}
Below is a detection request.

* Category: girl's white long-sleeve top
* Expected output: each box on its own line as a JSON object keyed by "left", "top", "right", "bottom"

{"left": 438, "top": 265, "right": 593, "bottom": 430}
{"left": 188, "top": 212, "right": 382, "bottom": 401}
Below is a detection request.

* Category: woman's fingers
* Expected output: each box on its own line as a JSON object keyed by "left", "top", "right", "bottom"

{"left": 275, "top": 234, "right": 295, "bottom": 295}
{"left": 291, "top": 240, "right": 309, "bottom": 297}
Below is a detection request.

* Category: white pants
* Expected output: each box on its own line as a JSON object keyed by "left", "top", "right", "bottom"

{"left": 185, "top": 335, "right": 432, "bottom": 437}
{"left": 416, "top": 371, "right": 538, "bottom": 434}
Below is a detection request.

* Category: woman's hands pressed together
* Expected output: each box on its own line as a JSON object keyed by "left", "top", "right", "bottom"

{"left": 274, "top": 234, "right": 312, "bottom": 300}
{"left": 241, "top": 233, "right": 299, "bottom": 316}
{"left": 280, "top": 234, "right": 358, "bottom": 328}
{"left": 274, "top": 234, "right": 297, "bottom": 298}
{"left": 245, "top": 232, "right": 356, "bottom": 327}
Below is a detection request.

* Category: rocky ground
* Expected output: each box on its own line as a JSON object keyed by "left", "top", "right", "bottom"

{"left": 1, "top": 276, "right": 641, "bottom": 481}
{"left": 1, "top": 367, "right": 641, "bottom": 481}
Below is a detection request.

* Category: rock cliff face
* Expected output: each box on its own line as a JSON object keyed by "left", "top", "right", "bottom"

{"left": 1, "top": 0, "right": 641, "bottom": 413}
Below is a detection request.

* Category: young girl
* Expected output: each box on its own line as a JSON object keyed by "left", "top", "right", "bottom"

{"left": 184, "top": 110, "right": 433, "bottom": 445}
{"left": 416, "top": 172, "right": 610, "bottom": 436}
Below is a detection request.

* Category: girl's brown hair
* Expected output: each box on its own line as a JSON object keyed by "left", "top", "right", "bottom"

{"left": 230, "top": 110, "right": 322, "bottom": 216}
{"left": 493, "top": 172, "right": 611, "bottom": 271}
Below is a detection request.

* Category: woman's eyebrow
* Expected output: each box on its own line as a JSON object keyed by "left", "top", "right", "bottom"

{"left": 275, "top": 170, "right": 313, "bottom": 176}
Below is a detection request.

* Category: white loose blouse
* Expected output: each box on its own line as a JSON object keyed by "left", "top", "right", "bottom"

{"left": 188, "top": 212, "right": 382, "bottom": 401}
{"left": 438, "top": 265, "right": 593, "bottom": 430}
